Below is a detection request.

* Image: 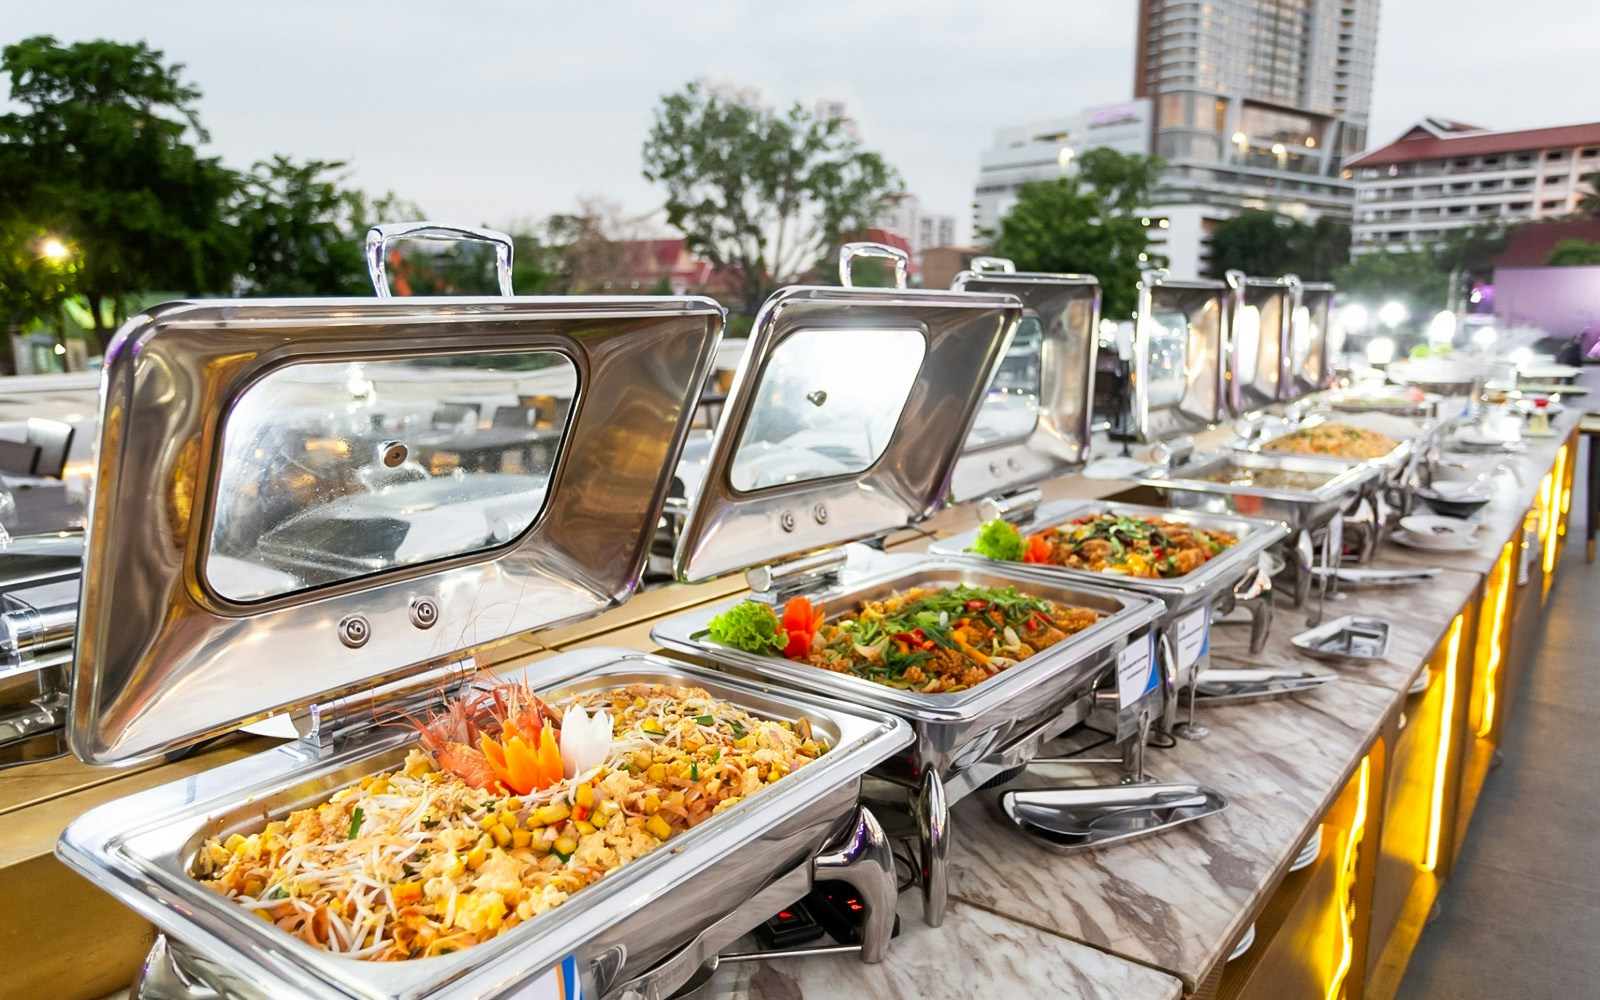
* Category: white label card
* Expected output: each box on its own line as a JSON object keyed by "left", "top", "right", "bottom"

{"left": 1176, "top": 605, "right": 1211, "bottom": 671}
{"left": 1116, "top": 634, "right": 1156, "bottom": 710}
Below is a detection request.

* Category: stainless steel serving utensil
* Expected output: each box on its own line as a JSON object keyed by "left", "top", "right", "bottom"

{"left": 998, "top": 781, "right": 1227, "bottom": 853}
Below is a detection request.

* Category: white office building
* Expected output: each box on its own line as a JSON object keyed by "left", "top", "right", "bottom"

{"left": 1349, "top": 117, "right": 1600, "bottom": 254}
{"left": 971, "top": 100, "right": 1154, "bottom": 238}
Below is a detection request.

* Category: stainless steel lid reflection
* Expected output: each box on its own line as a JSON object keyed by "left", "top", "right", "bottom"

{"left": 73, "top": 295, "right": 723, "bottom": 764}
{"left": 673, "top": 245, "right": 1022, "bottom": 583}
{"left": 1288, "top": 281, "right": 1336, "bottom": 398}
{"left": 1225, "top": 271, "right": 1297, "bottom": 416}
{"left": 1131, "top": 271, "right": 1229, "bottom": 443}
{"left": 946, "top": 260, "right": 1101, "bottom": 504}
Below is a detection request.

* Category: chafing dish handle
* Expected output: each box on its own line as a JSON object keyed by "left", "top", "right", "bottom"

{"left": 838, "top": 241, "right": 909, "bottom": 289}
{"left": 364, "top": 221, "right": 516, "bottom": 298}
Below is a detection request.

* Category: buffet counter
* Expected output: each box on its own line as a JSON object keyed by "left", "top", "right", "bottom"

{"left": 2, "top": 403, "right": 1581, "bottom": 1000}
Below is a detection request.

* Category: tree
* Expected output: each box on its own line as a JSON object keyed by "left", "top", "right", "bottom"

{"left": 0, "top": 36, "right": 242, "bottom": 352}
{"left": 1577, "top": 171, "right": 1600, "bottom": 218}
{"left": 1294, "top": 216, "right": 1351, "bottom": 281}
{"left": 1207, "top": 211, "right": 1351, "bottom": 281}
{"left": 642, "top": 81, "right": 901, "bottom": 314}
{"left": 235, "top": 156, "right": 377, "bottom": 296}
{"left": 1547, "top": 238, "right": 1600, "bottom": 267}
{"left": 1333, "top": 248, "right": 1451, "bottom": 317}
{"left": 1074, "top": 147, "right": 1164, "bottom": 219}
{"left": 990, "top": 176, "right": 1166, "bottom": 319}
{"left": 1208, "top": 211, "right": 1296, "bottom": 278}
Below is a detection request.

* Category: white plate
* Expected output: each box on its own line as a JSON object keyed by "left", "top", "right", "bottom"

{"left": 1228, "top": 923, "right": 1257, "bottom": 963}
{"left": 1399, "top": 514, "right": 1480, "bottom": 541}
{"left": 1391, "top": 528, "right": 1480, "bottom": 552}
{"left": 1290, "top": 826, "right": 1323, "bottom": 872}
{"left": 1408, "top": 671, "right": 1431, "bottom": 696}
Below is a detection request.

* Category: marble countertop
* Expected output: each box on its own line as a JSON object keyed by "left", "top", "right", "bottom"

{"left": 702, "top": 895, "right": 1183, "bottom": 1000}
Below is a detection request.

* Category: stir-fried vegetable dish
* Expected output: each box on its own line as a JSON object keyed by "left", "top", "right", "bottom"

{"left": 1264, "top": 423, "right": 1398, "bottom": 460}
{"left": 705, "top": 586, "right": 1099, "bottom": 693}
{"left": 968, "top": 513, "right": 1236, "bottom": 579}
{"left": 192, "top": 681, "right": 826, "bottom": 961}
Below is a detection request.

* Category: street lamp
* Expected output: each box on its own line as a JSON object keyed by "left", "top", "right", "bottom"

{"left": 1271, "top": 142, "right": 1288, "bottom": 170}
{"left": 1057, "top": 146, "right": 1075, "bottom": 174}
{"left": 40, "top": 237, "right": 70, "bottom": 261}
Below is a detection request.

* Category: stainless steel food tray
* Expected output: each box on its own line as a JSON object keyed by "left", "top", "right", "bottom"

{"left": 59, "top": 651, "right": 912, "bottom": 1000}
{"left": 654, "top": 553, "right": 1162, "bottom": 796}
{"left": 929, "top": 500, "right": 1288, "bottom": 722}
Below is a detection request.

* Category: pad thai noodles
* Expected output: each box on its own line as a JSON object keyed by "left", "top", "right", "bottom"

{"left": 191, "top": 681, "right": 827, "bottom": 962}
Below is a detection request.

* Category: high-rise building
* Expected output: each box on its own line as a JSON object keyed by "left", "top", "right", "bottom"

{"left": 1349, "top": 117, "right": 1600, "bottom": 255}
{"left": 1133, "top": 0, "right": 1380, "bottom": 221}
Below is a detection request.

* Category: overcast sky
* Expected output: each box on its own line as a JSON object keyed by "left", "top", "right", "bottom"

{"left": 9, "top": 1, "right": 1598, "bottom": 244}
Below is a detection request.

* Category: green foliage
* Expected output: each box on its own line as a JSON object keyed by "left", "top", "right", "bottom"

{"left": 1206, "top": 211, "right": 1350, "bottom": 280}
{"left": 706, "top": 601, "right": 787, "bottom": 655}
{"left": 989, "top": 164, "right": 1166, "bottom": 319}
{"left": 0, "top": 219, "right": 78, "bottom": 333}
{"left": 235, "top": 156, "right": 378, "bottom": 296}
{"left": 1074, "top": 148, "right": 1165, "bottom": 218}
{"left": 642, "top": 82, "right": 902, "bottom": 313}
{"left": 1546, "top": 238, "right": 1600, "bottom": 267}
{"left": 1332, "top": 249, "right": 1451, "bottom": 317}
{"left": 968, "top": 519, "right": 1024, "bottom": 562}
{"left": 0, "top": 36, "right": 242, "bottom": 349}
{"left": 1577, "top": 171, "right": 1600, "bottom": 218}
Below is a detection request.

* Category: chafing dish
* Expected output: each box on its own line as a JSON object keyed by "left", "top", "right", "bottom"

{"left": 1129, "top": 271, "right": 1229, "bottom": 443}
{"left": 1132, "top": 450, "right": 1381, "bottom": 608}
{"left": 56, "top": 246, "right": 913, "bottom": 1000}
{"left": 1224, "top": 271, "right": 1295, "bottom": 416}
{"left": 930, "top": 500, "right": 1288, "bottom": 734}
{"left": 653, "top": 245, "right": 1164, "bottom": 927}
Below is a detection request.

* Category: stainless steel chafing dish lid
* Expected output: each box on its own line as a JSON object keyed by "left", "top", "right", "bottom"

{"left": 1225, "top": 271, "right": 1296, "bottom": 416}
{"left": 673, "top": 256, "right": 1022, "bottom": 583}
{"left": 72, "top": 295, "right": 723, "bottom": 765}
{"left": 1131, "top": 271, "right": 1229, "bottom": 443}
{"left": 945, "top": 260, "right": 1101, "bottom": 504}
{"left": 1287, "top": 281, "right": 1336, "bottom": 398}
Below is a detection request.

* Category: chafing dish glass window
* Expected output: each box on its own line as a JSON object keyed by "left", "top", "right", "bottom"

{"left": 965, "top": 312, "right": 1043, "bottom": 448}
{"left": 1235, "top": 304, "right": 1261, "bottom": 380}
{"left": 206, "top": 352, "right": 577, "bottom": 602}
{"left": 1290, "top": 304, "right": 1314, "bottom": 374}
{"left": 729, "top": 327, "right": 925, "bottom": 492}
{"left": 1145, "top": 309, "right": 1189, "bottom": 408}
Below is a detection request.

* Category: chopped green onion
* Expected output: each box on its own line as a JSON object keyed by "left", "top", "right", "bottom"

{"left": 690, "top": 761, "right": 699, "bottom": 781}
{"left": 694, "top": 714, "right": 715, "bottom": 726}
{"left": 347, "top": 807, "right": 364, "bottom": 840}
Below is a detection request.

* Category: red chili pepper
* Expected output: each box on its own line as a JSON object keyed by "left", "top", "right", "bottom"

{"left": 572, "top": 804, "right": 588, "bottom": 822}
{"left": 892, "top": 631, "right": 920, "bottom": 645}
{"left": 965, "top": 600, "right": 988, "bottom": 611}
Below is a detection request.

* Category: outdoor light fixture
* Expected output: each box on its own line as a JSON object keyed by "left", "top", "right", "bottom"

{"left": 1508, "top": 346, "right": 1534, "bottom": 367}
{"left": 1378, "top": 300, "right": 1408, "bottom": 328}
{"left": 1471, "top": 325, "right": 1498, "bottom": 349}
{"left": 1423, "top": 615, "right": 1465, "bottom": 872}
{"left": 1340, "top": 303, "right": 1370, "bottom": 331}
{"left": 1426, "top": 310, "right": 1456, "bottom": 346}
{"left": 1365, "top": 336, "right": 1396, "bottom": 365}
{"left": 1057, "top": 147, "right": 1075, "bottom": 172}
{"left": 40, "top": 237, "right": 69, "bottom": 261}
